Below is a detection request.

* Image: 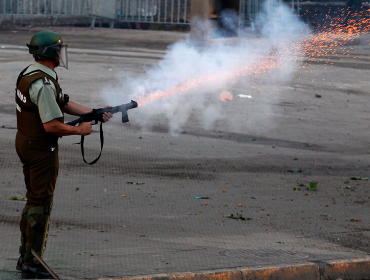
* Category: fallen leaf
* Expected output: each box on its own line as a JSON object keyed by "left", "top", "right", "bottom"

{"left": 10, "top": 196, "right": 27, "bottom": 201}
{"left": 223, "top": 213, "right": 252, "bottom": 221}
{"left": 309, "top": 182, "right": 318, "bottom": 191}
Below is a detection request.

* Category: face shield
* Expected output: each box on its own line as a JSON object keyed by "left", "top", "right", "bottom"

{"left": 58, "top": 44, "right": 68, "bottom": 69}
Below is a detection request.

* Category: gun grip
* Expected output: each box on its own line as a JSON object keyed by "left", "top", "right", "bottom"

{"left": 122, "top": 112, "right": 129, "bottom": 123}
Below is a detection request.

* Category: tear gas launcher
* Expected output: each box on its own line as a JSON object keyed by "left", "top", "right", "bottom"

{"left": 66, "top": 99, "right": 138, "bottom": 165}
{"left": 66, "top": 100, "right": 138, "bottom": 126}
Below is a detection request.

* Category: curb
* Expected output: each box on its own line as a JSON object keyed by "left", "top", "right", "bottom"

{"left": 99, "top": 258, "right": 370, "bottom": 280}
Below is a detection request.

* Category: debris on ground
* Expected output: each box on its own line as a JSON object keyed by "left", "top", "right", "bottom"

{"left": 288, "top": 169, "right": 302, "bottom": 173}
{"left": 350, "top": 176, "right": 368, "bottom": 181}
{"left": 315, "top": 94, "right": 322, "bottom": 98}
{"left": 309, "top": 182, "right": 318, "bottom": 191}
{"left": 126, "top": 182, "right": 146, "bottom": 185}
{"left": 10, "top": 196, "right": 27, "bottom": 201}
{"left": 350, "top": 218, "right": 361, "bottom": 222}
{"left": 218, "top": 91, "right": 233, "bottom": 101}
{"left": 342, "top": 186, "right": 351, "bottom": 189}
{"left": 195, "top": 197, "right": 209, "bottom": 199}
{"left": 321, "top": 215, "right": 332, "bottom": 220}
{"left": 237, "top": 94, "right": 252, "bottom": 98}
{"left": 223, "top": 213, "right": 252, "bottom": 221}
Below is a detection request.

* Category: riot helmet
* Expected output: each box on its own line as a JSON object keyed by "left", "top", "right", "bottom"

{"left": 27, "top": 30, "right": 68, "bottom": 69}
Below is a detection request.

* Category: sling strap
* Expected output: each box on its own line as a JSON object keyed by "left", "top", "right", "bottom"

{"left": 76, "top": 122, "right": 104, "bottom": 165}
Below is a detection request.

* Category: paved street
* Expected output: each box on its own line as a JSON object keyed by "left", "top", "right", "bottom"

{"left": 0, "top": 27, "right": 370, "bottom": 279}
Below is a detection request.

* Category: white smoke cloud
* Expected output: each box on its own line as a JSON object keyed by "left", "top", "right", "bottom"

{"left": 102, "top": 0, "right": 309, "bottom": 134}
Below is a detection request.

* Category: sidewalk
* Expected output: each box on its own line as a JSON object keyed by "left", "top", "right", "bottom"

{"left": 1, "top": 27, "right": 370, "bottom": 280}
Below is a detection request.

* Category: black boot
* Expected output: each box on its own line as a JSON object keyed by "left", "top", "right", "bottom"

{"left": 16, "top": 255, "right": 24, "bottom": 271}
{"left": 21, "top": 264, "right": 54, "bottom": 279}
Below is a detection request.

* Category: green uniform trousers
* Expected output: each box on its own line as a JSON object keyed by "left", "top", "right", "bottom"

{"left": 15, "top": 131, "right": 58, "bottom": 265}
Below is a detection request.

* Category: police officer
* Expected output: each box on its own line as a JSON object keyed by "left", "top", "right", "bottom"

{"left": 15, "top": 30, "right": 112, "bottom": 279}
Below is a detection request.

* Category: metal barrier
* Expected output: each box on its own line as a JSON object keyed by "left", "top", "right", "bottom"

{"left": 89, "top": 0, "right": 116, "bottom": 19}
{"left": 117, "top": 0, "right": 190, "bottom": 25}
{"left": 116, "top": 0, "right": 265, "bottom": 26}
{"left": 0, "top": 0, "right": 91, "bottom": 25}
{"left": 0, "top": 0, "right": 265, "bottom": 28}
{"left": 240, "top": 0, "right": 265, "bottom": 23}
{"left": 0, "top": 0, "right": 90, "bottom": 16}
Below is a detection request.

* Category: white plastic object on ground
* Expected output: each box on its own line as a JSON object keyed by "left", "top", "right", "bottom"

{"left": 237, "top": 94, "right": 252, "bottom": 98}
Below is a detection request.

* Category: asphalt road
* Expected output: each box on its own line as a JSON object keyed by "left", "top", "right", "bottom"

{"left": 0, "top": 27, "right": 370, "bottom": 280}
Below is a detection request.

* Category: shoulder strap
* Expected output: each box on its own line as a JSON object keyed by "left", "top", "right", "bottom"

{"left": 16, "top": 65, "right": 32, "bottom": 88}
{"left": 15, "top": 66, "right": 40, "bottom": 113}
{"left": 18, "top": 69, "right": 60, "bottom": 93}
{"left": 16, "top": 70, "right": 61, "bottom": 114}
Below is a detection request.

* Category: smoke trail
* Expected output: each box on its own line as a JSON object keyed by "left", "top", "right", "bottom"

{"left": 102, "top": 0, "right": 309, "bottom": 134}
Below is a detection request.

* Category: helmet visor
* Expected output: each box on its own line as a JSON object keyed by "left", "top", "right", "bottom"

{"left": 59, "top": 44, "right": 68, "bottom": 69}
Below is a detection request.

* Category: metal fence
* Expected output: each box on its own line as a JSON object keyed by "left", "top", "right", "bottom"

{"left": 117, "top": 0, "right": 190, "bottom": 24}
{"left": 90, "top": 0, "right": 116, "bottom": 19}
{"left": 0, "top": 0, "right": 90, "bottom": 16}
{"left": 0, "top": 0, "right": 267, "bottom": 27}
{"left": 241, "top": 0, "right": 264, "bottom": 23}
{"left": 117, "top": 0, "right": 266, "bottom": 26}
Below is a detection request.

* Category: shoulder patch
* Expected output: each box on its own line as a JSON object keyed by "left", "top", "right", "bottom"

{"left": 43, "top": 77, "right": 51, "bottom": 84}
